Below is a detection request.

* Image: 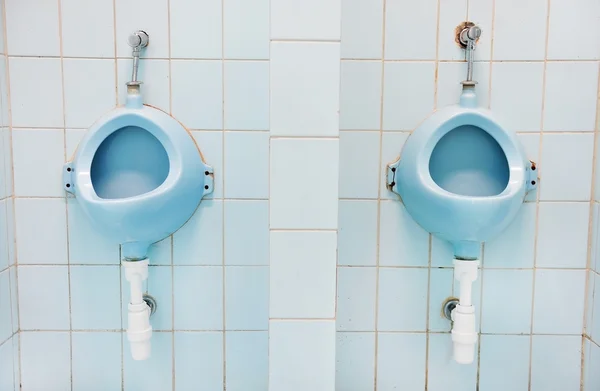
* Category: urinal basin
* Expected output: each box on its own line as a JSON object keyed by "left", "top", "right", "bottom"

{"left": 66, "top": 105, "right": 213, "bottom": 259}
{"left": 389, "top": 102, "right": 536, "bottom": 259}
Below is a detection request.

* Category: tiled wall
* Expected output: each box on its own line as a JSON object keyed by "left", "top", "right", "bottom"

{"left": 0, "top": 0, "right": 18, "bottom": 388}
{"left": 5, "top": 0, "right": 272, "bottom": 389}
{"left": 336, "top": 0, "right": 600, "bottom": 390}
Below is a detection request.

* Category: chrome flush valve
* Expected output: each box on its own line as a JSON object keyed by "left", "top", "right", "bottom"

{"left": 457, "top": 23, "right": 482, "bottom": 85}
{"left": 459, "top": 25, "right": 482, "bottom": 47}
{"left": 127, "top": 30, "right": 149, "bottom": 87}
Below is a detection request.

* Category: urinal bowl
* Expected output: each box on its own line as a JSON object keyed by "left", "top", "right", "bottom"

{"left": 66, "top": 105, "right": 213, "bottom": 260}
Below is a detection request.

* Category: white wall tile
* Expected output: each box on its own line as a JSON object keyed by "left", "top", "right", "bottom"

{"left": 339, "top": 131, "right": 380, "bottom": 198}
{"left": 467, "top": 0, "right": 494, "bottom": 61}
{"left": 437, "top": 0, "right": 467, "bottom": 61}
{"left": 5, "top": 0, "right": 60, "bottom": 56}
{"left": 270, "top": 231, "right": 337, "bottom": 318}
{"left": 385, "top": 0, "right": 438, "bottom": 60}
{"left": 340, "top": 61, "right": 382, "bottom": 130}
{"left": 63, "top": 59, "right": 116, "bottom": 128}
{"left": 117, "top": 59, "right": 170, "bottom": 113}
{"left": 547, "top": 0, "right": 600, "bottom": 60}
{"left": 543, "top": 62, "right": 599, "bottom": 132}
{"left": 436, "top": 62, "right": 490, "bottom": 109}
{"left": 224, "top": 61, "right": 269, "bottom": 130}
{"left": 170, "top": 0, "right": 221, "bottom": 59}
{"left": 493, "top": 0, "right": 548, "bottom": 60}
{"left": 12, "top": 129, "right": 64, "bottom": 197}
{"left": 271, "top": 0, "right": 341, "bottom": 40}
{"left": 269, "top": 320, "right": 336, "bottom": 391}
{"left": 224, "top": 0, "right": 269, "bottom": 59}
{"left": 171, "top": 61, "right": 223, "bottom": 130}
{"left": 271, "top": 42, "right": 340, "bottom": 136}
{"left": 115, "top": 0, "right": 169, "bottom": 58}
{"left": 224, "top": 132, "right": 269, "bottom": 199}
{"left": 61, "top": 0, "right": 115, "bottom": 58}
{"left": 270, "top": 139, "right": 339, "bottom": 229}
{"left": 9, "top": 58, "right": 63, "bottom": 128}
{"left": 341, "top": 0, "right": 384, "bottom": 59}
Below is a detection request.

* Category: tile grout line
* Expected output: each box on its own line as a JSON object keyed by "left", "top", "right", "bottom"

{"left": 528, "top": 1, "right": 551, "bottom": 388}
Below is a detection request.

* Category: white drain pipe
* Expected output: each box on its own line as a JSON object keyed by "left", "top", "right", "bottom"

{"left": 451, "top": 259, "right": 479, "bottom": 364}
{"left": 123, "top": 259, "right": 152, "bottom": 360}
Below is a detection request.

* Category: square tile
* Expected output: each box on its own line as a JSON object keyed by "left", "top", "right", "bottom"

{"left": 479, "top": 335, "right": 530, "bottom": 391}
{"left": 585, "top": 339, "right": 600, "bottom": 390}
{"left": 226, "top": 331, "right": 269, "bottom": 391}
{"left": 336, "top": 332, "right": 375, "bottom": 390}
{"left": 115, "top": 0, "right": 169, "bottom": 58}
{"left": 547, "top": 0, "right": 600, "bottom": 60}
{"left": 541, "top": 133, "right": 595, "bottom": 200}
{"left": 481, "top": 269, "right": 533, "bottom": 334}
{"left": 518, "top": 133, "right": 541, "bottom": 202}
{"left": 437, "top": 0, "right": 467, "bottom": 61}
{"left": 384, "top": 0, "right": 437, "bottom": 60}
{"left": 225, "top": 266, "right": 269, "bottom": 330}
{"left": 378, "top": 268, "right": 428, "bottom": 331}
{"left": 380, "top": 132, "right": 409, "bottom": 199}
{"left": 340, "top": 61, "right": 382, "bottom": 130}
{"left": 467, "top": 0, "right": 494, "bottom": 61}
{"left": 338, "top": 200, "right": 378, "bottom": 266}
{"left": 20, "top": 332, "right": 70, "bottom": 391}
{"left": 117, "top": 59, "right": 170, "bottom": 113}
{"left": 270, "top": 139, "right": 339, "bottom": 229}
{"left": 223, "top": 0, "right": 269, "bottom": 59}
{"left": 66, "top": 129, "right": 86, "bottom": 159}
{"left": 16, "top": 198, "right": 67, "bottom": 264}
{"left": 383, "top": 62, "right": 436, "bottom": 130}
{"left": 269, "top": 320, "right": 336, "bottom": 391}
{"left": 18, "top": 266, "right": 70, "bottom": 330}
{"left": 12, "top": 129, "right": 65, "bottom": 197}
{"left": 224, "top": 132, "right": 269, "bottom": 199}
{"left": 427, "top": 334, "right": 477, "bottom": 391}
{"left": 339, "top": 131, "right": 380, "bottom": 198}
{"left": 148, "top": 236, "right": 172, "bottom": 266}
{"left": 61, "top": 0, "right": 114, "bottom": 57}
{"left": 270, "top": 42, "right": 340, "bottom": 136}
{"left": 491, "top": 62, "right": 544, "bottom": 132}
{"left": 485, "top": 203, "right": 536, "bottom": 268}
{"left": 9, "top": 58, "right": 63, "bottom": 128}
{"left": 0, "top": 271, "right": 11, "bottom": 342}
{"left": 544, "top": 62, "right": 599, "bottom": 131}
{"left": 436, "top": 62, "right": 491, "bottom": 109}
{"left": 173, "top": 266, "right": 223, "bottom": 330}
{"left": 147, "top": 266, "right": 173, "bottom": 330}
{"left": 224, "top": 62, "right": 269, "bottom": 130}
{"left": 171, "top": 61, "right": 223, "bottom": 130}
{"left": 173, "top": 200, "right": 223, "bottom": 265}
{"left": 191, "top": 131, "right": 223, "bottom": 198}
{"left": 340, "top": 0, "right": 384, "bottom": 59}
{"left": 72, "top": 332, "right": 121, "bottom": 391}
{"left": 377, "top": 333, "right": 427, "bottom": 390}
{"left": 493, "top": 0, "right": 548, "bottom": 60}
{"left": 531, "top": 335, "right": 582, "bottom": 391}
{"left": 429, "top": 268, "right": 453, "bottom": 332}
{"left": 224, "top": 200, "right": 269, "bottom": 266}
{"left": 536, "top": 202, "right": 590, "bottom": 268}
{"left": 533, "top": 269, "right": 586, "bottom": 334}
{"left": 174, "top": 332, "right": 223, "bottom": 390}
{"left": 270, "top": 231, "right": 337, "bottom": 318}
{"left": 5, "top": 0, "right": 60, "bottom": 56}
{"left": 271, "top": 0, "right": 341, "bottom": 40}
{"left": 0, "top": 338, "right": 14, "bottom": 391}
{"left": 124, "top": 332, "right": 172, "bottom": 391}
{"left": 71, "top": 266, "right": 121, "bottom": 330}
{"left": 336, "top": 267, "right": 377, "bottom": 331}
{"left": 67, "top": 198, "right": 120, "bottom": 264}
{"left": 379, "top": 201, "right": 429, "bottom": 267}
{"left": 170, "top": 0, "right": 221, "bottom": 59}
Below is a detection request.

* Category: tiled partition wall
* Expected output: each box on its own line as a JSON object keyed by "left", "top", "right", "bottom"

{"left": 336, "top": 0, "right": 600, "bottom": 390}
{"left": 268, "top": 0, "right": 341, "bottom": 389}
{"left": 4, "top": 0, "right": 271, "bottom": 390}
{"left": 0, "top": 2, "right": 18, "bottom": 388}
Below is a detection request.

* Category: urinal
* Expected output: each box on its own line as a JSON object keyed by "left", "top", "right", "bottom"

{"left": 63, "top": 31, "right": 213, "bottom": 360}
{"left": 385, "top": 24, "right": 538, "bottom": 364}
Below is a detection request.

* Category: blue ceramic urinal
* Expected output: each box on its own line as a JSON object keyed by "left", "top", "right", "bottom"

{"left": 386, "top": 85, "right": 537, "bottom": 259}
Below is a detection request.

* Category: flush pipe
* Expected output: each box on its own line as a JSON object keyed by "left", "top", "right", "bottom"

{"left": 123, "top": 258, "right": 153, "bottom": 360}
{"left": 450, "top": 259, "right": 479, "bottom": 364}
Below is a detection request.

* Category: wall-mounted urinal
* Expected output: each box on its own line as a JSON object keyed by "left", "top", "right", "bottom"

{"left": 385, "top": 24, "right": 538, "bottom": 364}
{"left": 63, "top": 31, "right": 213, "bottom": 360}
